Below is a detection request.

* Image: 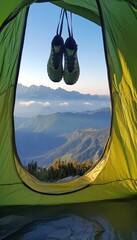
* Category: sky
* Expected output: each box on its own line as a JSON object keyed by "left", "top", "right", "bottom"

{"left": 18, "top": 2, "right": 109, "bottom": 95}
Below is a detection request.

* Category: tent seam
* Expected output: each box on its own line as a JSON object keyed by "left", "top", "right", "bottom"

{"left": 0, "top": 177, "right": 136, "bottom": 196}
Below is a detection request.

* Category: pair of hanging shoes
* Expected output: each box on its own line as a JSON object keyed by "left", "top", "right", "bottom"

{"left": 47, "top": 9, "right": 80, "bottom": 85}
{"left": 47, "top": 35, "right": 80, "bottom": 85}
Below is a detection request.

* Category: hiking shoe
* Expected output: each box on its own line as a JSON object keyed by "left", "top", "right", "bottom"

{"left": 64, "top": 37, "right": 80, "bottom": 85}
{"left": 47, "top": 35, "right": 64, "bottom": 82}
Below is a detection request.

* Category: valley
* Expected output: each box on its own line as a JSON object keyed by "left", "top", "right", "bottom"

{"left": 15, "top": 108, "right": 111, "bottom": 167}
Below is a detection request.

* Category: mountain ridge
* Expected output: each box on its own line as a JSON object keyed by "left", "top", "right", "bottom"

{"left": 22, "top": 128, "right": 109, "bottom": 167}
{"left": 15, "top": 108, "right": 111, "bottom": 134}
{"left": 15, "top": 108, "right": 111, "bottom": 166}
{"left": 16, "top": 83, "right": 110, "bottom": 101}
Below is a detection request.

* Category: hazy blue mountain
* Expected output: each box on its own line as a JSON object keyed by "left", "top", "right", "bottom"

{"left": 15, "top": 108, "right": 111, "bottom": 166}
{"left": 15, "top": 108, "right": 111, "bottom": 134}
{"left": 14, "top": 84, "right": 110, "bottom": 117}
{"left": 16, "top": 83, "right": 110, "bottom": 101}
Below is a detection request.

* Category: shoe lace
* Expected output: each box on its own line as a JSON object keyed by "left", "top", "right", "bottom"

{"left": 52, "top": 50, "right": 62, "bottom": 69}
{"left": 66, "top": 54, "right": 75, "bottom": 72}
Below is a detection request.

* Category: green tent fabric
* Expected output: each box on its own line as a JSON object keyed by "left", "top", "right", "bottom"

{"left": 0, "top": 0, "right": 137, "bottom": 206}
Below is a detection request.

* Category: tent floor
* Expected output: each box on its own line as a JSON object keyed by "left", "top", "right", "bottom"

{"left": 0, "top": 197, "right": 137, "bottom": 239}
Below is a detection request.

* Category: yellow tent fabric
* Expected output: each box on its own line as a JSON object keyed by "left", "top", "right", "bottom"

{"left": 0, "top": 0, "right": 137, "bottom": 206}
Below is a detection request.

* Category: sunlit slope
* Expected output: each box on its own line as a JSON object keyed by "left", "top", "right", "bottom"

{"left": 30, "top": 128, "right": 109, "bottom": 167}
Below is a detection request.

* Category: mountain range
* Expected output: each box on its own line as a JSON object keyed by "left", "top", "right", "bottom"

{"left": 15, "top": 108, "right": 111, "bottom": 166}
{"left": 16, "top": 84, "right": 110, "bottom": 101}
{"left": 14, "top": 84, "right": 111, "bottom": 117}
{"left": 15, "top": 108, "right": 110, "bottom": 134}
{"left": 26, "top": 128, "right": 109, "bottom": 167}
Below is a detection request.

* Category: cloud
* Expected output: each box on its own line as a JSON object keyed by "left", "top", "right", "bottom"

{"left": 19, "top": 101, "right": 36, "bottom": 106}
{"left": 59, "top": 102, "right": 69, "bottom": 106}
{"left": 83, "top": 102, "right": 93, "bottom": 106}
{"left": 37, "top": 101, "right": 50, "bottom": 107}
{"left": 19, "top": 101, "right": 50, "bottom": 107}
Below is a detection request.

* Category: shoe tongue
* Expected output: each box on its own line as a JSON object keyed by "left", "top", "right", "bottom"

{"left": 66, "top": 48, "right": 74, "bottom": 56}
{"left": 54, "top": 45, "right": 61, "bottom": 53}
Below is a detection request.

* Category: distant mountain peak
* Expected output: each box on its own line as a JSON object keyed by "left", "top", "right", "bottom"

{"left": 16, "top": 83, "right": 110, "bottom": 101}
